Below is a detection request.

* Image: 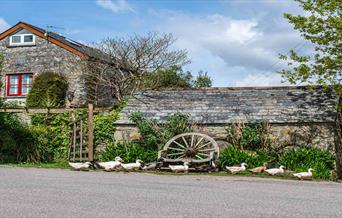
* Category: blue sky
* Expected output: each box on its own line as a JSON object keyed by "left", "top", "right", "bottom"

{"left": 0, "top": 0, "right": 309, "bottom": 87}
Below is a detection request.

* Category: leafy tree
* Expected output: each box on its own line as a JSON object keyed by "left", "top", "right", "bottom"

{"left": 142, "top": 66, "right": 193, "bottom": 89}
{"left": 194, "top": 71, "right": 213, "bottom": 87}
{"left": 280, "top": 0, "right": 342, "bottom": 180}
{"left": 26, "top": 72, "right": 68, "bottom": 108}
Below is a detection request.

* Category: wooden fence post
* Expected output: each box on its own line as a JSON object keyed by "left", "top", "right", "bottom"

{"left": 88, "top": 103, "right": 94, "bottom": 162}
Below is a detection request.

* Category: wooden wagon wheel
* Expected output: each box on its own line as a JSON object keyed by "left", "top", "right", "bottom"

{"left": 160, "top": 133, "right": 219, "bottom": 164}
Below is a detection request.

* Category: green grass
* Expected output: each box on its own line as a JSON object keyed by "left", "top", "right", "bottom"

{"left": 0, "top": 161, "right": 70, "bottom": 169}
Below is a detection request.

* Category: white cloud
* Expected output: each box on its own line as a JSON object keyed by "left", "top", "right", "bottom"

{"left": 235, "top": 73, "right": 288, "bottom": 86}
{"left": 96, "top": 0, "right": 134, "bottom": 13}
{"left": 0, "top": 18, "right": 9, "bottom": 32}
{"left": 150, "top": 2, "right": 309, "bottom": 87}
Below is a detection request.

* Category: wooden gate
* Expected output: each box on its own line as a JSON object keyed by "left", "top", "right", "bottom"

{"left": 68, "top": 104, "right": 94, "bottom": 162}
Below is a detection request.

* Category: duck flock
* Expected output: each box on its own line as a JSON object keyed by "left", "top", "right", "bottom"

{"left": 69, "top": 157, "right": 189, "bottom": 173}
{"left": 226, "top": 162, "right": 314, "bottom": 180}
{"left": 69, "top": 158, "right": 313, "bottom": 180}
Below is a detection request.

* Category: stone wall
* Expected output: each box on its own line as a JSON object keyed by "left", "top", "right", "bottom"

{"left": 0, "top": 33, "right": 86, "bottom": 106}
{"left": 114, "top": 87, "right": 337, "bottom": 149}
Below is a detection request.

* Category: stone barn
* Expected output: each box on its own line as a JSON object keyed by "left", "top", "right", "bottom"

{"left": 114, "top": 86, "right": 337, "bottom": 149}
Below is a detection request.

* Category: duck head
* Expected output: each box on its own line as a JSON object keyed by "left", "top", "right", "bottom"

{"left": 241, "top": 163, "right": 248, "bottom": 167}
{"left": 136, "top": 160, "right": 143, "bottom": 164}
{"left": 308, "top": 168, "right": 314, "bottom": 173}
{"left": 279, "top": 165, "right": 286, "bottom": 170}
{"left": 84, "top": 162, "right": 92, "bottom": 166}
{"left": 184, "top": 162, "right": 190, "bottom": 166}
{"left": 115, "top": 156, "right": 123, "bottom": 162}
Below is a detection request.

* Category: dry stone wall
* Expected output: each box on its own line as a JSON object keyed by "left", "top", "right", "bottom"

{"left": 114, "top": 87, "right": 337, "bottom": 149}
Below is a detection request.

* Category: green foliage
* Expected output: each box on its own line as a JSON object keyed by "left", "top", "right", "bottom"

{"left": 194, "top": 71, "right": 212, "bottom": 87}
{"left": 226, "top": 122, "right": 272, "bottom": 151}
{"left": 27, "top": 72, "right": 68, "bottom": 108}
{"left": 94, "top": 110, "right": 120, "bottom": 146}
{"left": 31, "top": 113, "right": 72, "bottom": 161}
{"left": 100, "top": 143, "right": 158, "bottom": 163}
{"left": 220, "top": 145, "right": 335, "bottom": 179}
{"left": 219, "top": 146, "right": 270, "bottom": 169}
{"left": 129, "top": 111, "right": 193, "bottom": 149}
{"left": 0, "top": 113, "right": 55, "bottom": 163}
{"left": 280, "top": 0, "right": 341, "bottom": 96}
{"left": 280, "top": 147, "right": 335, "bottom": 179}
{"left": 143, "top": 66, "right": 193, "bottom": 89}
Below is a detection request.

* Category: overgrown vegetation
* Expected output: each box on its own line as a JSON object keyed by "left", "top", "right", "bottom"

{"left": 225, "top": 121, "right": 272, "bottom": 151}
{"left": 129, "top": 111, "right": 193, "bottom": 149}
{"left": 26, "top": 72, "right": 68, "bottom": 108}
{"left": 219, "top": 145, "right": 335, "bottom": 179}
{"left": 100, "top": 143, "right": 157, "bottom": 163}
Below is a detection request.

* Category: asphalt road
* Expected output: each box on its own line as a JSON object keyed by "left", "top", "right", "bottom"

{"left": 1, "top": 167, "right": 342, "bottom": 218}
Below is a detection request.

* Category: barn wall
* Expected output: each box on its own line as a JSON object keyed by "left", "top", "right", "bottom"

{"left": 114, "top": 87, "right": 337, "bottom": 149}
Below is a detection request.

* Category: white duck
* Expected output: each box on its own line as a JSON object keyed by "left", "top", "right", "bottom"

{"left": 96, "top": 156, "right": 123, "bottom": 171}
{"left": 226, "top": 163, "right": 247, "bottom": 174}
{"left": 69, "top": 162, "right": 92, "bottom": 171}
{"left": 169, "top": 162, "right": 190, "bottom": 173}
{"left": 121, "top": 160, "right": 143, "bottom": 171}
{"left": 293, "top": 168, "right": 313, "bottom": 180}
{"left": 265, "top": 165, "right": 286, "bottom": 176}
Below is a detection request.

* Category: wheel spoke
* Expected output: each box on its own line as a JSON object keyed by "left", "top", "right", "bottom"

{"left": 195, "top": 155, "right": 204, "bottom": 160}
{"left": 182, "top": 136, "right": 190, "bottom": 148}
{"left": 197, "top": 141, "right": 212, "bottom": 150}
{"left": 173, "top": 140, "right": 185, "bottom": 149}
{"left": 194, "top": 137, "right": 204, "bottom": 148}
{"left": 197, "top": 152, "right": 210, "bottom": 157}
{"left": 168, "top": 147, "right": 184, "bottom": 152}
{"left": 168, "top": 152, "right": 185, "bottom": 156}
{"left": 190, "top": 135, "right": 194, "bottom": 147}
{"left": 198, "top": 148, "right": 215, "bottom": 152}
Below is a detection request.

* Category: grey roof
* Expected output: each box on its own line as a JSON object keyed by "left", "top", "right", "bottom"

{"left": 116, "top": 86, "right": 337, "bottom": 125}
{"left": 22, "top": 22, "right": 110, "bottom": 62}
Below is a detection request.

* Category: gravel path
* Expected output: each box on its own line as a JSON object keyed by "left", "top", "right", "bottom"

{"left": 1, "top": 167, "right": 342, "bottom": 218}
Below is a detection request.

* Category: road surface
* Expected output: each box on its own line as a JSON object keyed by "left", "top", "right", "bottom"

{"left": 1, "top": 167, "right": 342, "bottom": 217}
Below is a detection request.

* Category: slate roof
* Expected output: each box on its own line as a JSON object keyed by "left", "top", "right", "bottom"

{"left": 115, "top": 86, "right": 337, "bottom": 125}
{"left": 22, "top": 22, "right": 110, "bottom": 62}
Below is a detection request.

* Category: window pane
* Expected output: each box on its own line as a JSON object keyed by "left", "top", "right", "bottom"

{"left": 9, "top": 86, "right": 18, "bottom": 95}
{"left": 9, "top": 75, "right": 19, "bottom": 85}
{"left": 22, "top": 74, "right": 33, "bottom": 85}
{"left": 11, "top": 35, "right": 21, "bottom": 43}
{"left": 22, "top": 85, "right": 31, "bottom": 95}
{"left": 24, "top": 35, "right": 33, "bottom": 43}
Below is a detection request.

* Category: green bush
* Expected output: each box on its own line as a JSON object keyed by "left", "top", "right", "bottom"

{"left": 280, "top": 147, "right": 335, "bottom": 179}
{"left": 100, "top": 143, "right": 157, "bottom": 163}
{"left": 0, "top": 113, "right": 55, "bottom": 163}
{"left": 129, "top": 111, "right": 193, "bottom": 149}
{"left": 27, "top": 72, "right": 68, "bottom": 108}
{"left": 219, "top": 146, "right": 270, "bottom": 169}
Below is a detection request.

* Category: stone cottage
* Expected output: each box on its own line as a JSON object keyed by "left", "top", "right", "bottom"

{"left": 0, "top": 21, "right": 107, "bottom": 107}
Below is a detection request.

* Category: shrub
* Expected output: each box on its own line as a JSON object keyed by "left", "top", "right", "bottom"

{"left": 219, "top": 146, "right": 270, "bottom": 169}
{"left": 100, "top": 143, "right": 157, "bottom": 163}
{"left": 94, "top": 110, "right": 120, "bottom": 146}
{"left": 129, "top": 111, "right": 193, "bottom": 149}
{"left": 280, "top": 147, "right": 335, "bottom": 179}
{"left": 226, "top": 121, "right": 272, "bottom": 151}
{"left": 0, "top": 113, "right": 55, "bottom": 163}
{"left": 27, "top": 72, "right": 68, "bottom": 108}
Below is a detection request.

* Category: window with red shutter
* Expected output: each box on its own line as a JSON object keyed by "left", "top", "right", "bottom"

{"left": 6, "top": 74, "right": 33, "bottom": 97}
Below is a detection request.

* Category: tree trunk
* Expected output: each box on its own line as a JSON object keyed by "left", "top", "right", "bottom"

{"left": 335, "top": 97, "right": 342, "bottom": 182}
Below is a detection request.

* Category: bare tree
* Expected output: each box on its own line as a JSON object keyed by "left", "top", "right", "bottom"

{"left": 84, "top": 33, "right": 189, "bottom": 105}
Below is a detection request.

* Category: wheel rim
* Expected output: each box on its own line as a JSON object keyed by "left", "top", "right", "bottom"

{"left": 164, "top": 133, "right": 219, "bottom": 161}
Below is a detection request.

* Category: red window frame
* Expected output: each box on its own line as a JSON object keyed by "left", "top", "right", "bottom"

{"left": 6, "top": 74, "right": 33, "bottom": 97}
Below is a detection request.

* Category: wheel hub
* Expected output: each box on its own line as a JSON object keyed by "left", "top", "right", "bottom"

{"left": 185, "top": 147, "right": 197, "bottom": 157}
